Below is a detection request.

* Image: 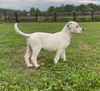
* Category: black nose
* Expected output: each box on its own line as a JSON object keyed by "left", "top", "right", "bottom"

{"left": 82, "top": 29, "right": 84, "bottom": 31}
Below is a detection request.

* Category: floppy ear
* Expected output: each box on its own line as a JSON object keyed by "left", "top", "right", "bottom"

{"left": 67, "top": 23, "right": 72, "bottom": 29}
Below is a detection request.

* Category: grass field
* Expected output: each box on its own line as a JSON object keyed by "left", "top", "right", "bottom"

{"left": 0, "top": 22, "right": 100, "bottom": 91}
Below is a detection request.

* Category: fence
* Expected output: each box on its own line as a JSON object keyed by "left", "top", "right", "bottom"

{"left": 0, "top": 11, "right": 100, "bottom": 23}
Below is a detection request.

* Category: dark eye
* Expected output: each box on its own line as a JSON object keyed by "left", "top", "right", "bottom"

{"left": 76, "top": 26, "right": 78, "bottom": 28}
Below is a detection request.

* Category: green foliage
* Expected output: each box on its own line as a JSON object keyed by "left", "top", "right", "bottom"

{"left": 48, "top": 6, "right": 56, "bottom": 12}
{"left": 77, "top": 4, "right": 91, "bottom": 12}
{"left": 47, "top": 3, "right": 100, "bottom": 12}
{"left": 29, "top": 7, "right": 36, "bottom": 13}
{"left": 0, "top": 8, "right": 21, "bottom": 12}
{"left": 0, "top": 22, "right": 100, "bottom": 91}
{"left": 29, "top": 7, "right": 41, "bottom": 13}
{"left": 64, "top": 5, "right": 76, "bottom": 12}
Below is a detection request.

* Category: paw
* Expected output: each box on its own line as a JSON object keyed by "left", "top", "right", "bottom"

{"left": 27, "top": 64, "right": 33, "bottom": 68}
{"left": 35, "top": 65, "right": 40, "bottom": 68}
{"left": 54, "top": 61, "right": 58, "bottom": 64}
{"left": 63, "top": 59, "right": 67, "bottom": 61}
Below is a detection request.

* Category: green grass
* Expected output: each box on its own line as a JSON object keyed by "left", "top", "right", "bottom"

{"left": 0, "top": 22, "right": 100, "bottom": 91}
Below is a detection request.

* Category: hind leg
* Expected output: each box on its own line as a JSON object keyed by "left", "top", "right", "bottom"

{"left": 28, "top": 37, "right": 41, "bottom": 68}
{"left": 31, "top": 47, "right": 41, "bottom": 68}
{"left": 24, "top": 45, "right": 33, "bottom": 67}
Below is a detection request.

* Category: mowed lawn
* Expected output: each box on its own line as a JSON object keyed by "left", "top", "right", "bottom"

{"left": 0, "top": 22, "right": 100, "bottom": 91}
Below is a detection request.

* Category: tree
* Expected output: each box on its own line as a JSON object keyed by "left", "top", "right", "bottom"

{"left": 60, "top": 3, "right": 65, "bottom": 12}
{"left": 23, "top": 9, "right": 27, "bottom": 13}
{"left": 35, "top": 8, "right": 41, "bottom": 13}
{"left": 48, "top": 6, "right": 55, "bottom": 12}
{"left": 29, "top": 7, "right": 36, "bottom": 13}
{"left": 77, "top": 4, "right": 91, "bottom": 12}
{"left": 64, "top": 5, "right": 76, "bottom": 12}
{"left": 87, "top": 3, "right": 99, "bottom": 12}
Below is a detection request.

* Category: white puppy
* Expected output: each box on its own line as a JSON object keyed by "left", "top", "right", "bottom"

{"left": 14, "top": 21, "right": 84, "bottom": 68}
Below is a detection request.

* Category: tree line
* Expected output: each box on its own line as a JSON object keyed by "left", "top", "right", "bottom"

{"left": 0, "top": 8, "right": 21, "bottom": 12}
{"left": 47, "top": 3, "right": 100, "bottom": 12}
{"left": 29, "top": 3, "right": 100, "bottom": 13}
{"left": 0, "top": 3, "right": 100, "bottom": 13}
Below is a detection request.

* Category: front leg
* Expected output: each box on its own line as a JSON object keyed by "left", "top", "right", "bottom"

{"left": 54, "top": 49, "right": 63, "bottom": 64}
{"left": 61, "top": 50, "right": 66, "bottom": 61}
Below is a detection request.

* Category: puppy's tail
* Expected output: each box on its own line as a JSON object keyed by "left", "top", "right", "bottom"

{"left": 14, "top": 23, "right": 30, "bottom": 37}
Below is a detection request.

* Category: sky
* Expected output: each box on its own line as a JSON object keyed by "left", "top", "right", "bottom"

{"left": 0, "top": 0, "right": 100, "bottom": 11}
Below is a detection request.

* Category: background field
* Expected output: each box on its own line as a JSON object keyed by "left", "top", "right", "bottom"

{"left": 0, "top": 22, "right": 100, "bottom": 91}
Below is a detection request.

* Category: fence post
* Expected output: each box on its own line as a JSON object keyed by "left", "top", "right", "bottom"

{"left": 91, "top": 11, "right": 94, "bottom": 22}
{"left": 35, "top": 12, "right": 38, "bottom": 22}
{"left": 15, "top": 12, "right": 18, "bottom": 22}
{"left": 73, "top": 12, "right": 76, "bottom": 21}
{"left": 4, "top": 11, "right": 7, "bottom": 23}
{"left": 54, "top": 12, "right": 57, "bottom": 22}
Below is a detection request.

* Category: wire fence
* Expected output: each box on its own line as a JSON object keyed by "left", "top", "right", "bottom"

{"left": 0, "top": 11, "right": 100, "bottom": 23}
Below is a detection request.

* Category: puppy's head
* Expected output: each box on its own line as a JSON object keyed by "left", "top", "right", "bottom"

{"left": 67, "top": 21, "right": 84, "bottom": 34}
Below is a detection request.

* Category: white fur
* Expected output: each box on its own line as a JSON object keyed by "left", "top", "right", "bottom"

{"left": 14, "top": 21, "right": 84, "bottom": 68}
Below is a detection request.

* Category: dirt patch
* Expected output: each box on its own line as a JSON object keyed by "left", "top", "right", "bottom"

{"left": 11, "top": 46, "right": 26, "bottom": 62}
{"left": 12, "top": 46, "right": 47, "bottom": 66}
{"left": 78, "top": 41, "right": 92, "bottom": 50}
{"left": 26, "top": 67, "right": 36, "bottom": 72}
{"left": 90, "top": 61, "right": 100, "bottom": 74}
{"left": 16, "top": 46, "right": 26, "bottom": 53}
{"left": 97, "top": 42, "right": 100, "bottom": 45}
